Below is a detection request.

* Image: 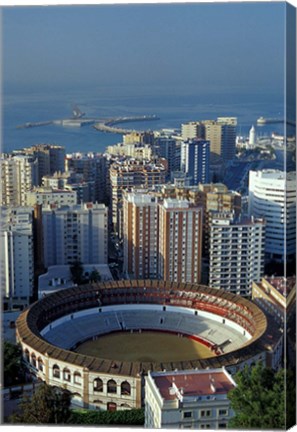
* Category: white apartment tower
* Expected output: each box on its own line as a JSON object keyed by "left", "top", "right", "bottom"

{"left": 209, "top": 214, "right": 265, "bottom": 297}
{"left": 248, "top": 170, "right": 296, "bottom": 261}
{"left": 0, "top": 207, "right": 34, "bottom": 308}
{"left": 42, "top": 203, "right": 108, "bottom": 267}
{"left": 0, "top": 154, "right": 39, "bottom": 206}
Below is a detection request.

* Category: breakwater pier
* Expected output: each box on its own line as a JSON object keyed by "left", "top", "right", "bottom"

{"left": 16, "top": 114, "right": 159, "bottom": 133}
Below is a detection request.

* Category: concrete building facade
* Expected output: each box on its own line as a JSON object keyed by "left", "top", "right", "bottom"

{"left": 145, "top": 368, "right": 236, "bottom": 429}
{"left": 123, "top": 192, "right": 159, "bottom": 279}
{"left": 158, "top": 198, "right": 203, "bottom": 284}
{"left": 209, "top": 214, "right": 265, "bottom": 296}
{"left": 25, "top": 187, "right": 77, "bottom": 207}
{"left": 248, "top": 170, "right": 296, "bottom": 261}
{"left": 42, "top": 203, "right": 108, "bottom": 267}
{"left": 110, "top": 159, "right": 166, "bottom": 237}
{"left": 180, "top": 139, "right": 210, "bottom": 185}
{"left": 0, "top": 154, "right": 39, "bottom": 206}
{"left": 1, "top": 207, "right": 34, "bottom": 308}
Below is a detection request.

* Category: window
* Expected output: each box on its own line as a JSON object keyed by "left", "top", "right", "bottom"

{"left": 201, "top": 410, "right": 211, "bottom": 418}
{"left": 38, "top": 357, "right": 44, "bottom": 371}
{"left": 24, "top": 349, "right": 30, "bottom": 363}
{"left": 107, "top": 379, "right": 117, "bottom": 394}
{"left": 74, "top": 372, "right": 82, "bottom": 385}
{"left": 53, "top": 364, "right": 60, "bottom": 379}
{"left": 183, "top": 411, "right": 192, "bottom": 419}
{"left": 219, "top": 424, "right": 227, "bottom": 429}
{"left": 31, "top": 353, "right": 37, "bottom": 368}
{"left": 121, "top": 381, "right": 131, "bottom": 396}
{"left": 63, "top": 368, "right": 71, "bottom": 382}
{"left": 219, "top": 409, "right": 228, "bottom": 416}
{"left": 94, "top": 378, "right": 103, "bottom": 392}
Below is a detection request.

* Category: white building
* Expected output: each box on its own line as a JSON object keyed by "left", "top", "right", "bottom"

{"left": 0, "top": 207, "right": 34, "bottom": 308}
{"left": 249, "top": 125, "right": 256, "bottom": 145}
{"left": 248, "top": 170, "right": 296, "bottom": 261}
{"left": 0, "top": 154, "right": 39, "bottom": 206}
{"left": 145, "top": 368, "right": 236, "bottom": 429}
{"left": 209, "top": 214, "right": 265, "bottom": 297}
{"left": 42, "top": 203, "right": 108, "bottom": 267}
{"left": 25, "top": 187, "right": 77, "bottom": 207}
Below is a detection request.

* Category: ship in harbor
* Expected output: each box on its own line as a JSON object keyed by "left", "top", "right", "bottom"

{"left": 257, "top": 116, "right": 296, "bottom": 126}
{"left": 257, "top": 116, "right": 283, "bottom": 125}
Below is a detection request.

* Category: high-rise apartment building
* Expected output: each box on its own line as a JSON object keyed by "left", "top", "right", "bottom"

{"left": 123, "top": 192, "right": 159, "bottom": 279}
{"left": 13, "top": 144, "right": 65, "bottom": 184}
{"left": 42, "top": 203, "right": 108, "bottom": 267}
{"left": 181, "top": 121, "right": 204, "bottom": 141}
{"left": 42, "top": 170, "right": 95, "bottom": 204}
{"left": 155, "top": 137, "right": 179, "bottom": 177}
{"left": 209, "top": 214, "right": 265, "bottom": 296}
{"left": 180, "top": 139, "right": 210, "bottom": 185}
{"left": 65, "top": 152, "right": 109, "bottom": 203}
{"left": 0, "top": 154, "right": 39, "bottom": 206}
{"left": 1, "top": 207, "right": 34, "bottom": 308}
{"left": 200, "top": 185, "right": 242, "bottom": 255}
{"left": 248, "top": 170, "right": 296, "bottom": 261}
{"left": 159, "top": 198, "right": 203, "bottom": 284}
{"left": 204, "top": 117, "right": 237, "bottom": 163}
{"left": 181, "top": 118, "right": 237, "bottom": 163}
{"left": 110, "top": 159, "right": 166, "bottom": 237}
{"left": 123, "top": 192, "right": 203, "bottom": 283}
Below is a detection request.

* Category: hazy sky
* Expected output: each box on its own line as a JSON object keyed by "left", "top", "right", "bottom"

{"left": 2, "top": 2, "right": 286, "bottom": 94}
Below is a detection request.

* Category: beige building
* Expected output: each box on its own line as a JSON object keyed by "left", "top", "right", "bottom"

{"left": 0, "top": 154, "right": 39, "bottom": 206}
{"left": 110, "top": 159, "right": 166, "bottom": 237}
{"left": 13, "top": 144, "right": 65, "bottom": 184}
{"left": 123, "top": 191, "right": 159, "bottom": 279}
{"left": 25, "top": 187, "right": 77, "bottom": 207}
{"left": 252, "top": 276, "right": 296, "bottom": 324}
{"left": 145, "top": 368, "right": 236, "bottom": 429}
{"left": 123, "top": 192, "right": 203, "bottom": 284}
{"left": 181, "top": 118, "right": 237, "bottom": 163}
{"left": 159, "top": 198, "right": 203, "bottom": 284}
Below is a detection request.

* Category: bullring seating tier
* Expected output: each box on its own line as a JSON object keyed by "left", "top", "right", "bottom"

{"left": 43, "top": 308, "right": 248, "bottom": 354}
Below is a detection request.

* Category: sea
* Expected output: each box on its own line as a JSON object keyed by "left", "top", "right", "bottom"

{"left": 1, "top": 83, "right": 294, "bottom": 156}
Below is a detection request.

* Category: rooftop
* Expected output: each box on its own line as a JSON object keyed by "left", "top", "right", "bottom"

{"left": 265, "top": 276, "right": 296, "bottom": 297}
{"left": 151, "top": 368, "right": 236, "bottom": 401}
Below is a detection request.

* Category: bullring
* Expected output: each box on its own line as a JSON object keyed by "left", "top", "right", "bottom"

{"left": 16, "top": 280, "right": 282, "bottom": 411}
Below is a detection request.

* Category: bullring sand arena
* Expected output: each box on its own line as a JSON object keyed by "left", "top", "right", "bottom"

{"left": 75, "top": 331, "right": 215, "bottom": 362}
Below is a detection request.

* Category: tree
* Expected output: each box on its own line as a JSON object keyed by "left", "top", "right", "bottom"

{"left": 69, "top": 408, "right": 145, "bottom": 425}
{"left": 70, "top": 261, "right": 85, "bottom": 285}
{"left": 3, "top": 341, "right": 25, "bottom": 387}
{"left": 228, "top": 363, "right": 292, "bottom": 429}
{"left": 89, "top": 268, "right": 101, "bottom": 283}
{"left": 9, "top": 383, "right": 71, "bottom": 424}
